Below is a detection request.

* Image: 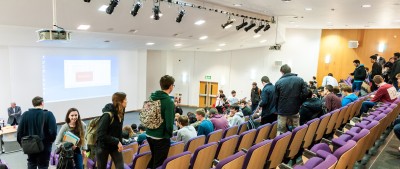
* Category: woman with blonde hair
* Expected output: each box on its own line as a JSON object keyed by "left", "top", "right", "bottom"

{"left": 55, "top": 108, "right": 87, "bottom": 169}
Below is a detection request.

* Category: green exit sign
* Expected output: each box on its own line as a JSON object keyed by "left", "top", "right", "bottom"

{"left": 205, "top": 75, "right": 211, "bottom": 80}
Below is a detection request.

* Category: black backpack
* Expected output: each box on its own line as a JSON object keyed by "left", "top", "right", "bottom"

{"left": 56, "top": 142, "right": 75, "bottom": 169}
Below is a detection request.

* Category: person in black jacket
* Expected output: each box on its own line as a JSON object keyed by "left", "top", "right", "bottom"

{"left": 258, "top": 76, "right": 277, "bottom": 125}
{"left": 17, "top": 96, "right": 57, "bottom": 169}
{"left": 275, "top": 64, "right": 308, "bottom": 135}
{"left": 299, "top": 89, "right": 324, "bottom": 125}
{"left": 390, "top": 52, "right": 400, "bottom": 90}
{"left": 250, "top": 82, "right": 261, "bottom": 112}
{"left": 96, "top": 92, "right": 127, "bottom": 169}
{"left": 351, "top": 60, "right": 367, "bottom": 94}
{"left": 370, "top": 55, "right": 382, "bottom": 91}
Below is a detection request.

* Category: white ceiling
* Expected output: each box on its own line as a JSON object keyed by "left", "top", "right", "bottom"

{"left": 1, "top": 0, "right": 400, "bottom": 51}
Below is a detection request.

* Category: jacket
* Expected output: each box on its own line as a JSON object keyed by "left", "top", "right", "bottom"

{"left": 342, "top": 93, "right": 358, "bottom": 107}
{"left": 353, "top": 64, "right": 367, "bottom": 81}
{"left": 55, "top": 122, "right": 87, "bottom": 150}
{"left": 371, "top": 62, "right": 382, "bottom": 80}
{"left": 7, "top": 106, "right": 22, "bottom": 125}
{"left": 259, "top": 83, "right": 277, "bottom": 117}
{"left": 96, "top": 103, "right": 124, "bottom": 151}
{"left": 17, "top": 108, "right": 57, "bottom": 146}
{"left": 299, "top": 98, "right": 324, "bottom": 125}
{"left": 229, "top": 112, "right": 245, "bottom": 127}
{"left": 210, "top": 114, "right": 229, "bottom": 130}
{"left": 324, "top": 93, "right": 342, "bottom": 112}
{"left": 250, "top": 87, "right": 261, "bottom": 104}
{"left": 390, "top": 60, "right": 400, "bottom": 80}
{"left": 241, "top": 106, "right": 252, "bottom": 116}
{"left": 146, "top": 90, "right": 175, "bottom": 139}
{"left": 275, "top": 73, "right": 308, "bottom": 116}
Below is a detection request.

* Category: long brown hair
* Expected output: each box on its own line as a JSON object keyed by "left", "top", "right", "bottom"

{"left": 112, "top": 92, "right": 127, "bottom": 119}
{"left": 65, "top": 108, "right": 85, "bottom": 147}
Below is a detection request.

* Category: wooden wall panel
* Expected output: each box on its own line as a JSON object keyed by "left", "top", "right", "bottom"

{"left": 317, "top": 29, "right": 400, "bottom": 86}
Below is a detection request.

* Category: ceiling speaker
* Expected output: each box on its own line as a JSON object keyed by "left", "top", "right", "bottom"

{"left": 348, "top": 41, "right": 359, "bottom": 48}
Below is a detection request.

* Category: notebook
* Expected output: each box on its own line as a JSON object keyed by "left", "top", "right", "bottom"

{"left": 63, "top": 131, "right": 80, "bottom": 146}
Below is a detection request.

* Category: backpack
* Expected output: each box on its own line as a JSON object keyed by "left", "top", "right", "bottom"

{"left": 140, "top": 99, "right": 163, "bottom": 129}
{"left": 85, "top": 112, "right": 113, "bottom": 146}
{"left": 56, "top": 142, "right": 74, "bottom": 169}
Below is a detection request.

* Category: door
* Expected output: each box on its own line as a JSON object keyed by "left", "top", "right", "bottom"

{"left": 199, "top": 81, "right": 218, "bottom": 107}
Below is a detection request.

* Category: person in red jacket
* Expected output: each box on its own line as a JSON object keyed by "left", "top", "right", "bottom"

{"left": 360, "top": 75, "right": 397, "bottom": 114}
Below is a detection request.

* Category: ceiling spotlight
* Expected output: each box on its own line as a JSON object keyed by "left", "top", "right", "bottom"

{"left": 254, "top": 23, "right": 265, "bottom": 33}
{"left": 263, "top": 23, "right": 271, "bottom": 31}
{"left": 176, "top": 9, "right": 185, "bottom": 23}
{"left": 84, "top": 0, "right": 91, "bottom": 2}
{"left": 130, "top": 1, "right": 141, "bottom": 16}
{"left": 236, "top": 19, "right": 248, "bottom": 30}
{"left": 222, "top": 20, "right": 234, "bottom": 29}
{"left": 153, "top": 5, "right": 161, "bottom": 20}
{"left": 244, "top": 20, "right": 256, "bottom": 32}
{"left": 106, "top": 0, "right": 119, "bottom": 15}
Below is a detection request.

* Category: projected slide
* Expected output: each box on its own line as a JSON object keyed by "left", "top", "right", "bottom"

{"left": 43, "top": 56, "right": 118, "bottom": 102}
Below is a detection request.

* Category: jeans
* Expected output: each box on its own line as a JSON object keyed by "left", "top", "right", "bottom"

{"left": 394, "top": 118, "right": 400, "bottom": 140}
{"left": 27, "top": 144, "right": 52, "bottom": 169}
{"left": 74, "top": 149, "right": 83, "bottom": 169}
{"left": 96, "top": 147, "right": 124, "bottom": 169}
{"left": 251, "top": 102, "right": 259, "bottom": 112}
{"left": 147, "top": 137, "right": 170, "bottom": 169}
{"left": 352, "top": 81, "right": 363, "bottom": 92}
{"left": 360, "top": 101, "right": 376, "bottom": 114}
{"left": 277, "top": 113, "right": 300, "bottom": 136}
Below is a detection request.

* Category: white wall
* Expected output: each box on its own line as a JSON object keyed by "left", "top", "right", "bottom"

{"left": 147, "top": 29, "right": 322, "bottom": 106}
{"left": 0, "top": 46, "right": 146, "bottom": 123}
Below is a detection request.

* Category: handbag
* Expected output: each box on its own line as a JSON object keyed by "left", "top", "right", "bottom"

{"left": 21, "top": 110, "right": 46, "bottom": 154}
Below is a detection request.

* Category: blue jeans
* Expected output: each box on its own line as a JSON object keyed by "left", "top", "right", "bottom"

{"left": 27, "top": 144, "right": 52, "bottom": 169}
{"left": 74, "top": 149, "right": 83, "bottom": 169}
{"left": 352, "top": 81, "right": 363, "bottom": 92}
{"left": 393, "top": 80, "right": 399, "bottom": 91}
{"left": 394, "top": 118, "right": 400, "bottom": 140}
{"left": 360, "top": 101, "right": 376, "bottom": 114}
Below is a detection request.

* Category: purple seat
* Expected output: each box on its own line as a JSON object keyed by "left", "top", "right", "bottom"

{"left": 235, "top": 129, "right": 257, "bottom": 152}
{"left": 302, "top": 118, "right": 320, "bottom": 149}
{"left": 215, "top": 135, "right": 240, "bottom": 161}
{"left": 265, "top": 132, "right": 292, "bottom": 169}
{"left": 223, "top": 125, "right": 239, "bottom": 138}
{"left": 333, "top": 129, "right": 369, "bottom": 146}
{"left": 237, "top": 122, "right": 248, "bottom": 135}
{"left": 189, "top": 142, "right": 218, "bottom": 169}
{"left": 156, "top": 151, "right": 191, "bottom": 169}
{"left": 286, "top": 124, "right": 308, "bottom": 160}
{"left": 184, "top": 135, "right": 205, "bottom": 153}
{"left": 242, "top": 139, "right": 272, "bottom": 169}
{"left": 87, "top": 158, "right": 96, "bottom": 169}
{"left": 310, "top": 140, "right": 356, "bottom": 169}
{"left": 254, "top": 123, "right": 272, "bottom": 144}
{"left": 206, "top": 129, "right": 223, "bottom": 144}
{"left": 129, "top": 151, "right": 152, "bottom": 169}
{"left": 137, "top": 143, "right": 150, "bottom": 155}
{"left": 215, "top": 151, "right": 246, "bottom": 169}
{"left": 294, "top": 154, "right": 337, "bottom": 169}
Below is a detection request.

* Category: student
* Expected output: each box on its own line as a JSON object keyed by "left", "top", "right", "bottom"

{"left": 176, "top": 115, "right": 197, "bottom": 144}
{"left": 250, "top": 82, "right": 261, "bottom": 112}
{"left": 146, "top": 75, "right": 175, "bottom": 169}
{"left": 195, "top": 108, "right": 214, "bottom": 136}
{"left": 341, "top": 85, "right": 358, "bottom": 106}
{"left": 370, "top": 55, "right": 382, "bottom": 91}
{"left": 299, "top": 89, "right": 324, "bottom": 125}
{"left": 351, "top": 60, "right": 367, "bottom": 94}
{"left": 228, "top": 104, "right": 245, "bottom": 127}
{"left": 360, "top": 75, "right": 397, "bottom": 114}
{"left": 55, "top": 108, "right": 87, "bottom": 169}
{"left": 136, "top": 125, "right": 147, "bottom": 145}
{"left": 96, "top": 92, "right": 127, "bottom": 169}
{"left": 321, "top": 73, "right": 339, "bottom": 87}
{"left": 323, "top": 85, "right": 342, "bottom": 112}
{"left": 258, "top": 76, "right": 277, "bottom": 125}
{"left": 122, "top": 126, "right": 135, "bottom": 145}
{"left": 17, "top": 96, "right": 57, "bottom": 169}
{"left": 209, "top": 108, "right": 229, "bottom": 130}
{"left": 239, "top": 100, "right": 252, "bottom": 117}
{"left": 131, "top": 123, "right": 138, "bottom": 134}
{"left": 227, "top": 90, "right": 239, "bottom": 105}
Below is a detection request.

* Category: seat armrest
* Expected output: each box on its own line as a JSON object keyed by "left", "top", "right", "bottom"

{"left": 334, "top": 129, "right": 344, "bottom": 138}
{"left": 303, "top": 149, "right": 317, "bottom": 159}
{"left": 278, "top": 163, "right": 293, "bottom": 169}
{"left": 321, "top": 138, "right": 332, "bottom": 145}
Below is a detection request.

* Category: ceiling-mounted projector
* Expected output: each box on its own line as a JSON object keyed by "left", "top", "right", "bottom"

{"left": 269, "top": 44, "right": 281, "bottom": 50}
{"left": 37, "top": 29, "right": 71, "bottom": 41}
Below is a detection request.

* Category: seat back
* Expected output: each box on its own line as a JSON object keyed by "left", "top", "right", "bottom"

{"left": 215, "top": 135, "right": 240, "bottom": 161}
{"left": 223, "top": 125, "right": 239, "bottom": 138}
{"left": 348, "top": 129, "right": 370, "bottom": 168}
{"left": 122, "top": 148, "right": 135, "bottom": 165}
{"left": 302, "top": 118, "right": 320, "bottom": 149}
{"left": 268, "top": 121, "right": 277, "bottom": 139}
{"left": 236, "top": 129, "right": 257, "bottom": 152}
{"left": 315, "top": 113, "right": 331, "bottom": 142}
{"left": 316, "top": 154, "right": 337, "bottom": 169}
{"left": 168, "top": 141, "right": 185, "bottom": 158}
{"left": 286, "top": 124, "right": 308, "bottom": 159}
{"left": 206, "top": 129, "right": 223, "bottom": 144}
{"left": 332, "top": 140, "right": 356, "bottom": 169}
{"left": 215, "top": 151, "right": 246, "bottom": 169}
{"left": 242, "top": 140, "right": 272, "bottom": 169}
{"left": 334, "top": 107, "right": 347, "bottom": 130}
{"left": 324, "top": 110, "right": 338, "bottom": 135}
{"left": 342, "top": 103, "right": 354, "bottom": 124}
{"left": 190, "top": 142, "right": 218, "bottom": 169}
{"left": 266, "top": 132, "right": 292, "bottom": 169}
{"left": 123, "top": 142, "right": 138, "bottom": 154}
{"left": 254, "top": 123, "right": 272, "bottom": 144}
{"left": 184, "top": 135, "right": 205, "bottom": 153}
{"left": 137, "top": 143, "right": 150, "bottom": 155}
{"left": 237, "top": 122, "right": 248, "bottom": 135}
{"left": 161, "top": 151, "right": 192, "bottom": 169}
{"left": 131, "top": 152, "right": 152, "bottom": 169}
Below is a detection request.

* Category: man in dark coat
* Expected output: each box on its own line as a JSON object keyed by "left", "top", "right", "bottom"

{"left": 351, "top": 60, "right": 367, "bottom": 94}
{"left": 274, "top": 64, "right": 308, "bottom": 135}
{"left": 370, "top": 55, "right": 382, "bottom": 91}
{"left": 390, "top": 52, "right": 400, "bottom": 90}
{"left": 258, "top": 76, "right": 277, "bottom": 125}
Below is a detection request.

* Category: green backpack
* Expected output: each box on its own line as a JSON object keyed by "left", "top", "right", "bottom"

{"left": 85, "top": 112, "right": 113, "bottom": 146}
